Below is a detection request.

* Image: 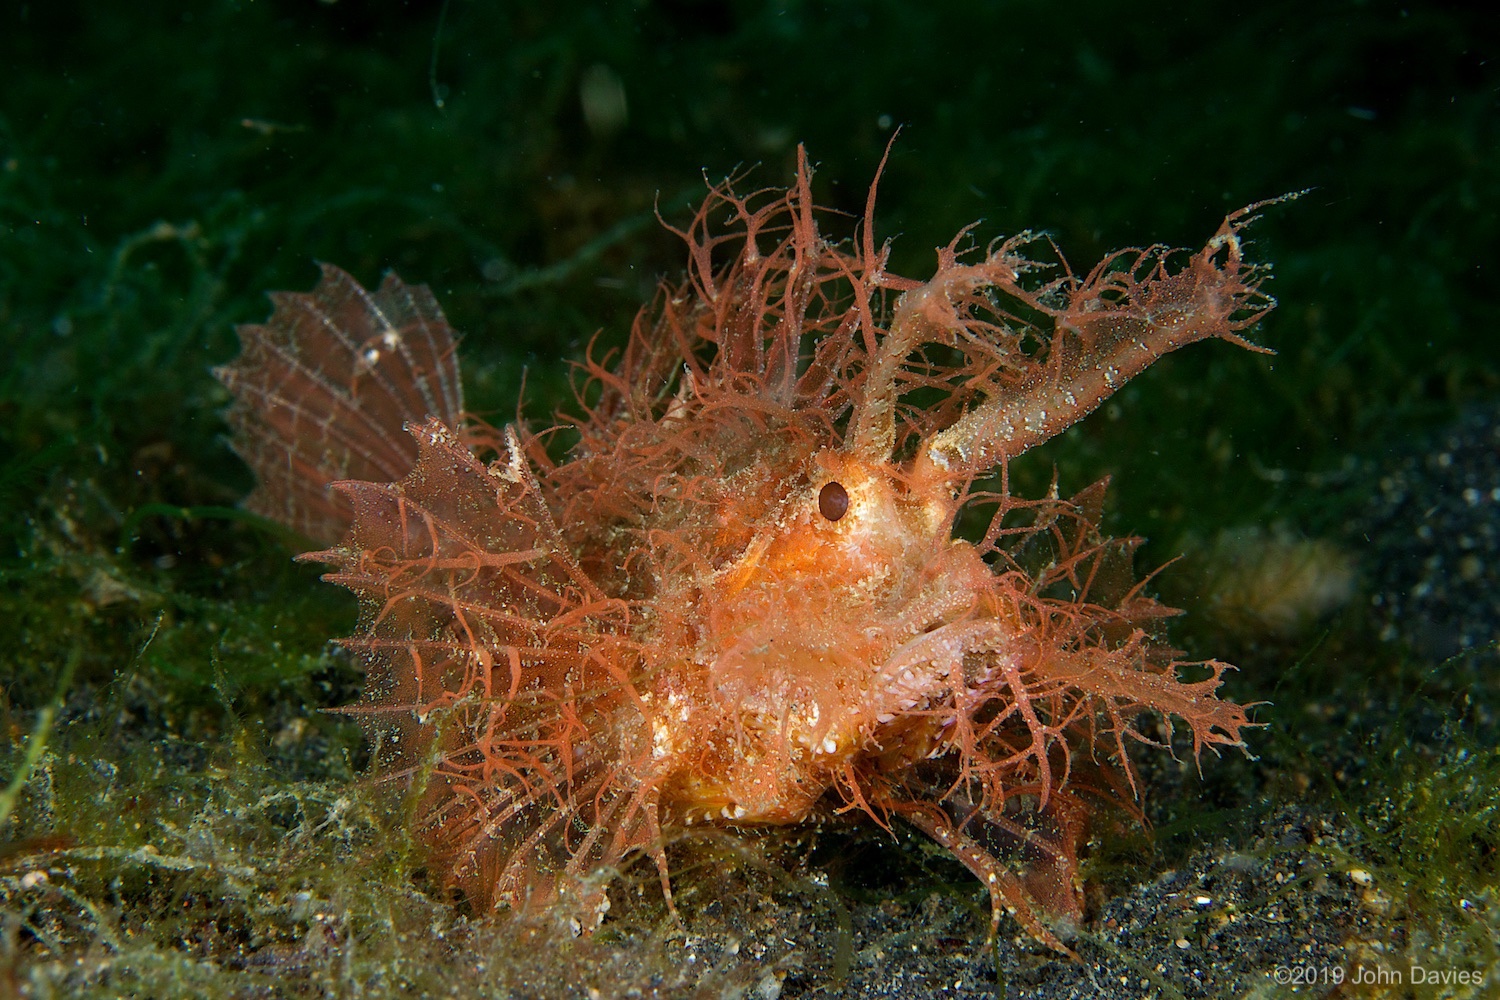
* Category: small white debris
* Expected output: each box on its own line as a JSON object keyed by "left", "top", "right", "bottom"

{"left": 1348, "top": 868, "right": 1374, "bottom": 886}
{"left": 753, "top": 970, "right": 783, "bottom": 1000}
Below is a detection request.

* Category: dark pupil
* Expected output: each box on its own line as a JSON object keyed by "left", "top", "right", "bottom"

{"left": 818, "top": 481, "right": 850, "bottom": 522}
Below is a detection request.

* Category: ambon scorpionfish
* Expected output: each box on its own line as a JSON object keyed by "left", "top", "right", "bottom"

{"left": 217, "top": 147, "right": 1274, "bottom": 955}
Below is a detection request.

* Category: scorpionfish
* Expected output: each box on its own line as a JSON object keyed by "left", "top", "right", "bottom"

{"left": 217, "top": 147, "right": 1272, "bottom": 954}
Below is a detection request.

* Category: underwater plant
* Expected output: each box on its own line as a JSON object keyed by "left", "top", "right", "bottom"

{"left": 216, "top": 146, "right": 1273, "bottom": 955}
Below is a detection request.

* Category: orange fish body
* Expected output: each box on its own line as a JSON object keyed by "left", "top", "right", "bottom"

{"left": 217, "top": 147, "right": 1273, "bottom": 953}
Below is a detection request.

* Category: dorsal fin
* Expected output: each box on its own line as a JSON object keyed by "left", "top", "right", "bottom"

{"left": 215, "top": 265, "right": 464, "bottom": 544}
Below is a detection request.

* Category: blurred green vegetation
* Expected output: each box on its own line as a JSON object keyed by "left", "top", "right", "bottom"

{"left": 1, "top": 1, "right": 1496, "bottom": 996}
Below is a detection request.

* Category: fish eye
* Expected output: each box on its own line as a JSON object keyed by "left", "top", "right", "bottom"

{"left": 818, "top": 481, "right": 849, "bottom": 522}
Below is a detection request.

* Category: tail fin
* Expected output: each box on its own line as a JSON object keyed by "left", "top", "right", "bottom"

{"left": 215, "top": 264, "right": 465, "bottom": 545}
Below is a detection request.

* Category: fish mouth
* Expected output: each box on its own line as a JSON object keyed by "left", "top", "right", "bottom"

{"left": 869, "top": 617, "right": 1019, "bottom": 725}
